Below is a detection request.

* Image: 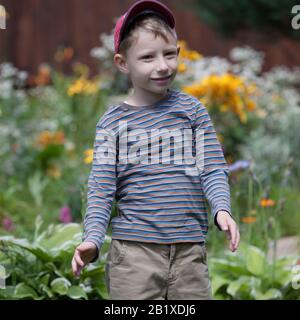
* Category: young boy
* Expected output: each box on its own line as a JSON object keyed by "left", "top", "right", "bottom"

{"left": 72, "top": 0, "right": 240, "bottom": 300}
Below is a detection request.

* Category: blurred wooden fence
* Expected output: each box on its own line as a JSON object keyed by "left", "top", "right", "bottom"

{"left": 0, "top": 0, "right": 299, "bottom": 75}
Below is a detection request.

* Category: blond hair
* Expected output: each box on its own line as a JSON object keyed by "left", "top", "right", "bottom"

{"left": 118, "top": 14, "right": 177, "bottom": 55}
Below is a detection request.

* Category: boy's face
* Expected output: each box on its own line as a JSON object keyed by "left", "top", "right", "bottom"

{"left": 115, "top": 28, "right": 179, "bottom": 100}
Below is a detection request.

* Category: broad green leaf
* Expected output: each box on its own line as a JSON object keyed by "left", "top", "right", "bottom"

{"left": 227, "top": 277, "right": 249, "bottom": 297}
{"left": 0, "top": 286, "right": 15, "bottom": 299}
{"left": 39, "top": 273, "right": 50, "bottom": 286}
{"left": 36, "top": 223, "right": 81, "bottom": 253}
{"left": 245, "top": 246, "right": 266, "bottom": 276}
{"left": 44, "top": 262, "right": 65, "bottom": 278}
{"left": 67, "top": 286, "right": 88, "bottom": 300}
{"left": 51, "top": 277, "right": 71, "bottom": 296}
{"left": 40, "top": 284, "right": 54, "bottom": 298}
{"left": 34, "top": 215, "right": 44, "bottom": 241}
{"left": 95, "top": 282, "right": 109, "bottom": 300}
{"left": 211, "top": 274, "right": 230, "bottom": 296}
{"left": 209, "top": 258, "right": 247, "bottom": 276}
{"left": 0, "top": 236, "right": 52, "bottom": 262}
{"left": 14, "top": 283, "right": 39, "bottom": 299}
{"left": 227, "top": 276, "right": 261, "bottom": 299}
{"left": 255, "top": 288, "right": 282, "bottom": 300}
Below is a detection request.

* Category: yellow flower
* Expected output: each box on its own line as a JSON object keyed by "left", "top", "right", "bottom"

{"left": 84, "top": 149, "right": 93, "bottom": 164}
{"left": 67, "top": 76, "right": 98, "bottom": 96}
{"left": 182, "top": 73, "right": 257, "bottom": 123}
{"left": 241, "top": 216, "right": 257, "bottom": 224}
{"left": 178, "top": 40, "right": 202, "bottom": 61}
{"left": 178, "top": 63, "right": 187, "bottom": 73}
{"left": 260, "top": 198, "right": 275, "bottom": 207}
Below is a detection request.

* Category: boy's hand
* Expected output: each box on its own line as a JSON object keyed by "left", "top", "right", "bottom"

{"left": 71, "top": 241, "right": 98, "bottom": 278}
{"left": 216, "top": 211, "right": 240, "bottom": 252}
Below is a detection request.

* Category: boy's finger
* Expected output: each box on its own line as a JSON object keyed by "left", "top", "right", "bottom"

{"left": 235, "top": 229, "right": 240, "bottom": 249}
{"left": 72, "top": 257, "right": 81, "bottom": 277}
{"left": 231, "top": 229, "right": 240, "bottom": 251}
{"left": 74, "top": 252, "right": 84, "bottom": 267}
{"left": 71, "top": 258, "right": 77, "bottom": 274}
{"left": 229, "top": 222, "right": 236, "bottom": 246}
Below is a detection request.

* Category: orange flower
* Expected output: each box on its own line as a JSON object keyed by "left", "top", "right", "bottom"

{"left": 34, "top": 64, "right": 51, "bottom": 86}
{"left": 55, "top": 46, "right": 74, "bottom": 63}
{"left": 260, "top": 198, "right": 275, "bottom": 207}
{"left": 241, "top": 216, "right": 257, "bottom": 224}
{"left": 63, "top": 47, "right": 74, "bottom": 61}
{"left": 36, "top": 130, "right": 65, "bottom": 148}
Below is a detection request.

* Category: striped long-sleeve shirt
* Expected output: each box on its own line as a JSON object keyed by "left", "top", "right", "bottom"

{"left": 82, "top": 88, "right": 231, "bottom": 256}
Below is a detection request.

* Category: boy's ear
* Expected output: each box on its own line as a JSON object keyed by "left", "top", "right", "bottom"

{"left": 114, "top": 53, "right": 129, "bottom": 74}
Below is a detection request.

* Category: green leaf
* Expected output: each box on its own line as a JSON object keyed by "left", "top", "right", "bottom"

{"left": 227, "top": 277, "right": 248, "bottom": 297}
{"left": 34, "top": 215, "right": 44, "bottom": 241}
{"left": 67, "top": 286, "right": 88, "bottom": 300}
{"left": 51, "top": 277, "right": 71, "bottom": 296}
{"left": 227, "top": 276, "right": 261, "bottom": 299}
{"left": 39, "top": 273, "right": 50, "bottom": 286}
{"left": 95, "top": 281, "right": 109, "bottom": 300}
{"left": 14, "top": 283, "right": 39, "bottom": 299}
{"left": 209, "top": 257, "right": 247, "bottom": 275}
{"left": 245, "top": 245, "right": 266, "bottom": 276}
{"left": 0, "top": 286, "right": 15, "bottom": 299}
{"left": 28, "top": 171, "right": 48, "bottom": 207}
{"left": 36, "top": 223, "right": 81, "bottom": 253}
{"left": 40, "top": 284, "right": 54, "bottom": 298}
{"left": 44, "top": 262, "right": 65, "bottom": 278}
{"left": 211, "top": 274, "right": 230, "bottom": 296}
{"left": 0, "top": 236, "right": 53, "bottom": 262}
{"left": 255, "top": 288, "right": 282, "bottom": 300}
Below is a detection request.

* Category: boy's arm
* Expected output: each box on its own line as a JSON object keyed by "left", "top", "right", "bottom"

{"left": 194, "top": 102, "right": 231, "bottom": 221}
{"left": 194, "top": 101, "right": 239, "bottom": 250}
{"left": 82, "top": 122, "right": 117, "bottom": 262}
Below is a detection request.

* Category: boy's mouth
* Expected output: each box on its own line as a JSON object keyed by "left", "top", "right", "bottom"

{"left": 151, "top": 75, "right": 172, "bottom": 81}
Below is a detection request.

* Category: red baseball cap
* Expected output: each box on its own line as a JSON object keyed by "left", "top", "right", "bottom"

{"left": 114, "top": 0, "right": 176, "bottom": 54}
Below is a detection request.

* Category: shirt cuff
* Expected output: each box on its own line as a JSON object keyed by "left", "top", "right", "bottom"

{"left": 82, "top": 238, "right": 101, "bottom": 263}
{"left": 214, "top": 209, "right": 232, "bottom": 231}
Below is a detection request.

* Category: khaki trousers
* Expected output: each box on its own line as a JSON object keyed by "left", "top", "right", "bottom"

{"left": 105, "top": 239, "right": 213, "bottom": 300}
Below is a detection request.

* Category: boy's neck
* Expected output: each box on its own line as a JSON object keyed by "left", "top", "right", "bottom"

{"left": 125, "top": 87, "right": 171, "bottom": 107}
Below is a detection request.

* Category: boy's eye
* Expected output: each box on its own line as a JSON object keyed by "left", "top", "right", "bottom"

{"left": 165, "top": 52, "right": 177, "bottom": 59}
{"left": 141, "top": 55, "right": 153, "bottom": 60}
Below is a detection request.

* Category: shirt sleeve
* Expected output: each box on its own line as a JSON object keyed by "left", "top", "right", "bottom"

{"left": 193, "top": 101, "right": 232, "bottom": 229}
{"left": 82, "top": 121, "right": 117, "bottom": 260}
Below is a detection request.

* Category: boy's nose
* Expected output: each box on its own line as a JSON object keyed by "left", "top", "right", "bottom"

{"left": 156, "top": 57, "right": 169, "bottom": 72}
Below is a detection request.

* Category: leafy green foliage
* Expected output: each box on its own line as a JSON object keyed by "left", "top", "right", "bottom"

{"left": 0, "top": 218, "right": 111, "bottom": 300}
{"left": 209, "top": 242, "right": 300, "bottom": 299}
